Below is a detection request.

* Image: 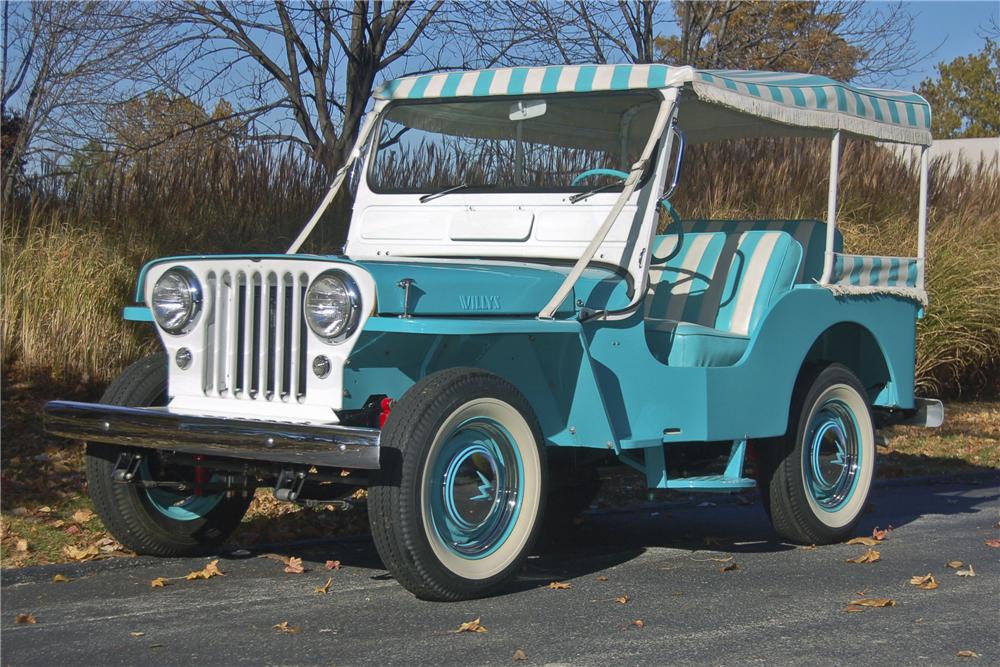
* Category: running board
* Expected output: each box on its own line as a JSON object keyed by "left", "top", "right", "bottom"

{"left": 620, "top": 439, "right": 754, "bottom": 492}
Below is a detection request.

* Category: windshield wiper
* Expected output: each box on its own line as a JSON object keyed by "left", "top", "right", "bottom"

{"left": 569, "top": 179, "right": 626, "bottom": 204}
{"left": 419, "top": 182, "right": 494, "bottom": 203}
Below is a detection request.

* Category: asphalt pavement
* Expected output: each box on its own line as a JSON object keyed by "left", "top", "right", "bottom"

{"left": 3, "top": 474, "right": 999, "bottom": 666}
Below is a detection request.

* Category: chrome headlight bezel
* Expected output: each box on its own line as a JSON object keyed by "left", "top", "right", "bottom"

{"left": 304, "top": 270, "right": 361, "bottom": 343}
{"left": 151, "top": 267, "right": 202, "bottom": 335}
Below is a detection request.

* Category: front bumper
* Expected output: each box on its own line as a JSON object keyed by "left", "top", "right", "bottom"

{"left": 43, "top": 401, "right": 380, "bottom": 469}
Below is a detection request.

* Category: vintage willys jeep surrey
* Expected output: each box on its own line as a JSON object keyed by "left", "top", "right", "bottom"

{"left": 45, "top": 65, "right": 943, "bottom": 600}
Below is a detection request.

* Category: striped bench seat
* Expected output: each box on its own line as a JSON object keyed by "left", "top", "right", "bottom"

{"left": 644, "top": 228, "right": 804, "bottom": 367}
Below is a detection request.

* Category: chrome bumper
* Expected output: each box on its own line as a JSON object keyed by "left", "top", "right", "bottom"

{"left": 43, "top": 400, "right": 380, "bottom": 469}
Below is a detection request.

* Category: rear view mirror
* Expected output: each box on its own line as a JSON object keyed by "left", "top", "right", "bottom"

{"left": 509, "top": 100, "right": 547, "bottom": 121}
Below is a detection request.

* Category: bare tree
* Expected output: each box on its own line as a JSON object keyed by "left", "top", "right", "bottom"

{"left": 160, "top": 1, "right": 445, "bottom": 174}
{"left": 1, "top": 1, "right": 171, "bottom": 202}
{"left": 447, "top": 1, "right": 667, "bottom": 66}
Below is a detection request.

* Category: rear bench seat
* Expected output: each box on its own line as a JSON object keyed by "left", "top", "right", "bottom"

{"left": 643, "top": 219, "right": 837, "bottom": 367}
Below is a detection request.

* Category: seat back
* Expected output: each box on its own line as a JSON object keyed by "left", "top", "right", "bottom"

{"left": 648, "top": 230, "right": 802, "bottom": 336}
{"left": 673, "top": 219, "right": 839, "bottom": 284}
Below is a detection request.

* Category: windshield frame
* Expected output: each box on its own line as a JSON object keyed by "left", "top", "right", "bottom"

{"left": 365, "top": 90, "right": 662, "bottom": 197}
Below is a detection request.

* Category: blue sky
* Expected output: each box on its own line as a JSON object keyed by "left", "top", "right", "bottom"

{"left": 902, "top": 1, "right": 998, "bottom": 89}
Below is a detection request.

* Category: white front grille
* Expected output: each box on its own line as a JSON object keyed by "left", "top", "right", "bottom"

{"left": 203, "top": 269, "right": 309, "bottom": 403}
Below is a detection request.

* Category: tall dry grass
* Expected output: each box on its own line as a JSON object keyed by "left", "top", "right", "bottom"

{"left": 2, "top": 144, "right": 327, "bottom": 385}
{"left": 3, "top": 138, "right": 998, "bottom": 397}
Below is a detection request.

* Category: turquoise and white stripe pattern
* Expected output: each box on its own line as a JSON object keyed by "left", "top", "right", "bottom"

{"left": 647, "top": 230, "right": 802, "bottom": 335}
{"left": 825, "top": 252, "right": 927, "bottom": 305}
{"left": 374, "top": 65, "right": 932, "bottom": 145}
{"left": 375, "top": 64, "right": 682, "bottom": 100}
{"left": 830, "top": 253, "right": 922, "bottom": 289}
{"left": 691, "top": 70, "right": 931, "bottom": 145}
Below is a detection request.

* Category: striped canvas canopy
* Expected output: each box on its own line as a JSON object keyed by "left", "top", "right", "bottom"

{"left": 374, "top": 65, "right": 932, "bottom": 146}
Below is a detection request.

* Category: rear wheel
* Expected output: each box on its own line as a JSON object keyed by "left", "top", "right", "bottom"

{"left": 758, "top": 363, "right": 875, "bottom": 545}
{"left": 85, "top": 354, "right": 252, "bottom": 556}
{"left": 369, "top": 368, "right": 546, "bottom": 601}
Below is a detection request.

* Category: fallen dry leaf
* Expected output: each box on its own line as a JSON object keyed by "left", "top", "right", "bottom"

{"left": 798, "top": 544, "right": 817, "bottom": 551}
{"left": 846, "top": 536, "right": 879, "bottom": 547}
{"left": 51, "top": 574, "right": 70, "bottom": 583}
{"left": 844, "top": 605, "right": 866, "bottom": 613}
{"left": 720, "top": 562, "right": 741, "bottom": 573}
{"left": 946, "top": 560, "right": 964, "bottom": 569}
{"left": 351, "top": 488, "right": 367, "bottom": 500}
{"left": 150, "top": 577, "right": 169, "bottom": 588}
{"left": 630, "top": 619, "right": 645, "bottom": 629}
{"left": 72, "top": 509, "right": 96, "bottom": 524}
{"left": 871, "top": 526, "right": 892, "bottom": 541}
{"left": 985, "top": 538, "right": 1000, "bottom": 548}
{"left": 846, "top": 549, "right": 881, "bottom": 564}
{"left": 596, "top": 575, "right": 609, "bottom": 581}
{"left": 453, "top": 617, "right": 487, "bottom": 634}
{"left": 185, "top": 559, "right": 224, "bottom": 580}
{"left": 956, "top": 564, "right": 976, "bottom": 577}
{"left": 325, "top": 559, "right": 342, "bottom": 571}
{"left": 547, "top": 581, "right": 571, "bottom": 590}
{"left": 957, "top": 650, "right": 979, "bottom": 658}
{"left": 273, "top": 621, "right": 301, "bottom": 634}
{"left": 314, "top": 577, "right": 333, "bottom": 594}
{"left": 909, "top": 574, "right": 939, "bottom": 590}
{"left": 614, "top": 593, "right": 630, "bottom": 605}
{"left": 129, "top": 631, "right": 145, "bottom": 637}
{"left": 512, "top": 649, "right": 527, "bottom": 661}
{"left": 63, "top": 544, "right": 99, "bottom": 561}
{"left": 284, "top": 556, "right": 305, "bottom": 574}
{"left": 849, "top": 598, "right": 895, "bottom": 608}
{"left": 15, "top": 613, "right": 37, "bottom": 624}
{"left": 16, "top": 538, "right": 29, "bottom": 552}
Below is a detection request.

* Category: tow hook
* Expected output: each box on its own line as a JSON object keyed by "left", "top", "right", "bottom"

{"left": 378, "top": 397, "right": 394, "bottom": 428}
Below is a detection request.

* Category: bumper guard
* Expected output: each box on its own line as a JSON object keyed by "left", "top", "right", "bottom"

{"left": 42, "top": 400, "right": 380, "bottom": 469}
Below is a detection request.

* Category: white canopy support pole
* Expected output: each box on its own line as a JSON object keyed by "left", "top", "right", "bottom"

{"left": 537, "top": 98, "right": 674, "bottom": 320}
{"left": 820, "top": 130, "right": 841, "bottom": 284}
{"left": 917, "top": 146, "right": 929, "bottom": 289}
{"left": 287, "top": 102, "right": 385, "bottom": 254}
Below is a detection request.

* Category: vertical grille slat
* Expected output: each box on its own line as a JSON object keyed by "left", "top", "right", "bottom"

{"left": 225, "top": 272, "right": 239, "bottom": 395}
{"left": 203, "top": 266, "right": 309, "bottom": 404}
{"left": 288, "top": 274, "right": 302, "bottom": 402}
{"left": 213, "top": 272, "right": 228, "bottom": 395}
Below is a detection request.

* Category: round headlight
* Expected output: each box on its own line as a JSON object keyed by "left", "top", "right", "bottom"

{"left": 305, "top": 271, "right": 360, "bottom": 342}
{"left": 151, "top": 268, "right": 201, "bottom": 334}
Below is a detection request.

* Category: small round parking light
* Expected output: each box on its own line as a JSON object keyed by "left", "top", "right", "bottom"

{"left": 312, "top": 355, "right": 332, "bottom": 379}
{"left": 175, "top": 347, "right": 193, "bottom": 370}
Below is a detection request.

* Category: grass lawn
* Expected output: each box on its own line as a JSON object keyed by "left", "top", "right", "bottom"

{"left": 2, "top": 374, "right": 997, "bottom": 569}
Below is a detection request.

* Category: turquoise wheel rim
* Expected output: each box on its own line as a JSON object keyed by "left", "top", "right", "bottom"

{"left": 803, "top": 398, "right": 862, "bottom": 512}
{"left": 141, "top": 459, "right": 223, "bottom": 521}
{"left": 426, "top": 417, "right": 524, "bottom": 559}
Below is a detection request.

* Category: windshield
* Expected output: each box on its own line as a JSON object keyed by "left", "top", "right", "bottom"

{"left": 369, "top": 91, "right": 660, "bottom": 195}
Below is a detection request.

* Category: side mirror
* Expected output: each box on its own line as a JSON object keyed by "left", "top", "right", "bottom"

{"left": 658, "top": 122, "right": 685, "bottom": 203}
{"left": 509, "top": 100, "right": 547, "bottom": 121}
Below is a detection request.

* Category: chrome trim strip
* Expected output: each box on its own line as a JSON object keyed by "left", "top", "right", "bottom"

{"left": 43, "top": 400, "right": 380, "bottom": 469}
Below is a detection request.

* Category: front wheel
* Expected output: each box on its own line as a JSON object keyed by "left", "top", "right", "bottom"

{"left": 85, "top": 354, "right": 252, "bottom": 556}
{"left": 758, "top": 363, "right": 876, "bottom": 545}
{"left": 369, "top": 368, "right": 546, "bottom": 601}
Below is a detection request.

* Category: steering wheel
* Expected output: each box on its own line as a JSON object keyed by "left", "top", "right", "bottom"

{"left": 570, "top": 168, "right": 629, "bottom": 186}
